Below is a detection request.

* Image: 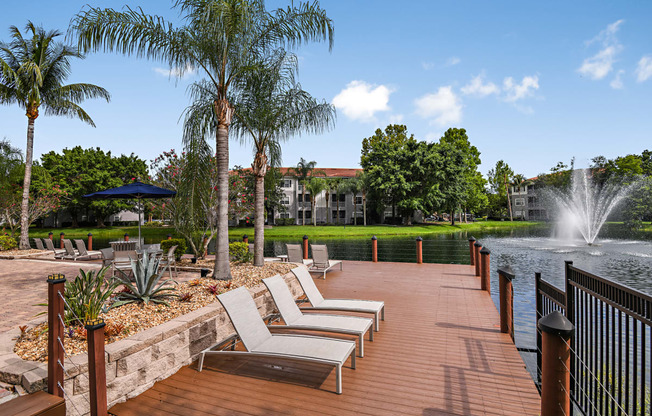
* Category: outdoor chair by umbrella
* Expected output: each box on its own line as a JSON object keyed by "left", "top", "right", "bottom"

{"left": 84, "top": 181, "right": 176, "bottom": 247}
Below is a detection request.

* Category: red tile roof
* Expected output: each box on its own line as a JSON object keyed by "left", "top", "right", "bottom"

{"left": 278, "top": 167, "right": 362, "bottom": 178}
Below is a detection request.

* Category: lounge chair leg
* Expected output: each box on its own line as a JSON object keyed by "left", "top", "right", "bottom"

{"left": 358, "top": 335, "right": 364, "bottom": 357}
{"left": 336, "top": 364, "right": 342, "bottom": 394}
{"left": 369, "top": 327, "right": 373, "bottom": 342}
{"left": 351, "top": 347, "right": 356, "bottom": 369}
{"left": 374, "top": 313, "right": 379, "bottom": 331}
{"left": 198, "top": 353, "right": 205, "bottom": 372}
{"left": 381, "top": 306, "right": 385, "bottom": 321}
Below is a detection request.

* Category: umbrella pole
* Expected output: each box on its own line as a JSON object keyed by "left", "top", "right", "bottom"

{"left": 138, "top": 199, "right": 142, "bottom": 249}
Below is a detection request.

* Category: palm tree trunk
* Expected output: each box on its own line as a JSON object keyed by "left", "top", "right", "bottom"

{"left": 213, "top": 101, "right": 233, "bottom": 280}
{"left": 353, "top": 192, "right": 357, "bottom": 226}
{"left": 252, "top": 154, "right": 266, "bottom": 267}
{"left": 326, "top": 190, "right": 330, "bottom": 223}
{"left": 336, "top": 194, "right": 340, "bottom": 225}
{"left": 363, "top": 191, "right": 367, "bottom": 226}
{"left": 312, "top": 196, "right": 316, "bottom": 226}
{"left": 19, "top": 117, "right": 35, "bottom": 250}
{"left": 302, "top": 187, "right": 306, "bottom": 225}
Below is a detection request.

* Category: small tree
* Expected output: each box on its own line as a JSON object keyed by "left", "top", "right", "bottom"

{"left": 291, "top": 158, "right": 318, "bottom": 225}
{"left": 305, "top": 177, "right": 327, "bottom": 226}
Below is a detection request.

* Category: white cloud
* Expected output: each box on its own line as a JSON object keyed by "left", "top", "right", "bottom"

{"left": 635, "top": 56, "right": 652, "bottom": 82}
{"left": 446, "top": 57, "right": 461, "bottom": 67}
{"left": 388, "top": 114, "right": 404, "bottom": 124}
{"left": 422, "top": 57, "right": 460, "bottom": 71}
{"left": 610, "top": 69, "right": 625, "bottom": 89}
{"left": 578, "top": 20, "right": 624, "bottom": 80}
{"left": 332, "top": 80, "right": 393, "bottom": 122}
{"left": 503, "top": 75, "right": 539, "bottom": 102}
{"left": 153, "top": 64, "right": 195, "bottom": 78}
{"left": 414, "top": 86, "right": 462, "bottom": 127}
{"left": 421, "top": 62, "right": 435, "bottom": 70}
{"left": 461, "top": 73, "right": 499, "bottom": 97}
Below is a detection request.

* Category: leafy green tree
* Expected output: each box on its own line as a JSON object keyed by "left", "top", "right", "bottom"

{"left": 343, "top": 176, "right": 361, "bottom": 225}
{"left": 231, "top": 50, "right": 334, "bottom": 265}
{"left": 0, "top": 22, "right": 110, "bottom": 248}
{"left": 305, "top": 177, "right": 327, "bottom": 226}
{"left": 291, "top": 158, "right": 319, "bottom": 225}
{"left": 39, "top": 147, "right": 147, "bottom": 226}
{"left": 72, "top": 0, "right": 333, "bottom": 280}
{"left": 487, "top": 160, "right": 514, "bottom": 219}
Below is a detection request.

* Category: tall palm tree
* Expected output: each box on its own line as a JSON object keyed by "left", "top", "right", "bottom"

{"left": 291, "top": 158, "right": 318, "bottom": 226}
{"left": 305, "top": 177, "right": 326, "bottom": 226}
{"left": 231, "top": 51, "right": 334, "bottom": 266}
{"left": 511, "top": 174, "right": 529, "bottom": 220}
{"left": 344, "top": 176, "right": 361, "bottom": 225}
{"left": 357, "top": 171, "right": 370, "bottom": 226}
{"left": 0, "top": 22, "right": 110, "bottom": 249}
{"left": 72, "top": 0, "right": 333, "bottom": 279}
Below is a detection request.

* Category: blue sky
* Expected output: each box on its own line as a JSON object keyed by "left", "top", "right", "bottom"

{"left": 1, "top": 1, "right": 651, "bottom": 179}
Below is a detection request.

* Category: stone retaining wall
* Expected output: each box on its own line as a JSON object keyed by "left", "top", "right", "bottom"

{"left": 1, "top": 271, "right": 303, "bottom": 416}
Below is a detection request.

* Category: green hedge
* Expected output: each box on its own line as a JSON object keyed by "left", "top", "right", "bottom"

{"left": 229, "top": 241, "right": 252, "bottom": 263}
{"left": 160, "top": 238, "right": 187, "bottom": 260}
{"left": 0, "top": 235, "right": 17, "bottom": 251}
{"left": 275, "top": 218, "right": 296, "bottom": 226}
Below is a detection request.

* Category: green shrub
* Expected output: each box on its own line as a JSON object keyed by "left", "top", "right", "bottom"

{"left": 161, "top": 238, "right": 187, "bottom": 260}
{"left": 64, "top": 267, "right": 122, "bottom": 326}
{"left": 229, "top": 241, "right": 253, "bottom": 263}
{"left": 0, "top": 235, "right": 18, "bottom": 251}
{"left": 275, "top": 218, "right": 295, "bottom": 226}
{"left": 115, "top": 253, "right": 177, "bottom": 306}
{"left": 145, "top": 220, "right": 164, "bottom": 227}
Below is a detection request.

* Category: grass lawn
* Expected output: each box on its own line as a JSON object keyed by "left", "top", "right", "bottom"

{"left": 29, "top": 220, "right": 544, "bottom": 241}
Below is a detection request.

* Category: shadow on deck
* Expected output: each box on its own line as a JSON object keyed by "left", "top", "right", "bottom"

{"left": 110, "top": 261, "right": 540, "bottom": 416}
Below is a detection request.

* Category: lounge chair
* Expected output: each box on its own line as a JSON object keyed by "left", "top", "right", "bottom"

{"left": 60, "top": 239, "right": 81, "bottom": 260}
{"left": 286, "top": 244, "right": 313, "bottom": 267}
{"left": 112, "top": 250, "right": 138, "bottom": 276}
{"left": 198, "top": 286, "right": 356, "bottom": 394}
{"left": 33, "top": 238, "right": 46, "bottom": 250}
{"left": 309, "top": 244, "right": 343, "bottom": 279}
{"left": 159, "top": 245, "right": 178, "bottom": 278}
{"left": 292, "top": 266, "right": 385, "bottom": 332}
{"left": 99, "top": 248, "right": 114, "bottom": 268}
{"left": 43, "top": 238, "right": 65, "bottom": 257}
{"left": 263, "top": 275, "right": 373, "bottom": 357}
{"left": 74, "top": 239, "right": 102, "bottom": 260}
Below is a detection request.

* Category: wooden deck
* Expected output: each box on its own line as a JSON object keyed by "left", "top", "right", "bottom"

{"left": 110, "top": 261, "right": 540, "bottom": 416}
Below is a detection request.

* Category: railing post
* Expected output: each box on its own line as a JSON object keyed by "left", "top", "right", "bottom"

{"left": 302, "top": 235, "right": 309, "bottom": 260}
{"left": 468, "top": 236, "right": 476, "bottom": 266}
{"left": 47, "top": 274, "right": 66, "bottom": 398}
{"left": 242, "top": 234, "right": 248, "bottom": 244}
{"left": 498, "top": 266, "right": 515, "bottom": 341}
{"left": 87, "top": 233, "right": 93, "bottom": 251}
{"left": 538, "top": 311, "right": 574, "bottom": 416}
{"left": 59, "top": 232, "right": 65, "bottom": 249}
{"left": 480, "top": 247, "right": 490, "bottom": 292}
{"left": 371, "top": 236, "right": 378, "bottom": 263}
{"left": 535, "top": 272, "right": 543, "bottom": 387}
{"left": 416, "top": 237, "right": 423, "bottom": 264}
{"left": 167, "top": 234, "right": 172, "bottom": 240}
{"left": 124, "top": 233, "right": 129, "bottom": 241}
{"left": 563, "top": 260, "right": 574, "bottom": 405}
{"left": 474, "top": 241, "right": 482, "bottom": 277}
{"left": 48, "top": 232, "right": 53, "bottom": 240}
{"left": 85, "top": 318, "right": 108, "bottom": 416}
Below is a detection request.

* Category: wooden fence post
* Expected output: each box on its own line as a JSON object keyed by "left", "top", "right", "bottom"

{"left": 416, "top": 237, "right": 423, "bottom": 264}
{"left": 498, "top": 266, "right": 515, "bottom": 341}
{"left": 59, "top": 233, "right": 65, "bottom": 249}
{"left": 124, "top": 233, "right": 129, "bottom": 241}
{"left": 48, "top": 232, "right": 53, "bottom": 240}
{"left": 242, "top": 235, "right": 248, "bottom": 244}
{"left": 474, "top": 242, "right": 482, "bottom": 277}
{"left": 47, "top": 274, "right": 66, "bottom": 398}
{"left": 303, "top": 235, "right": 309, "bottom": 260}
{"left": 371, "top": 236, "right": 378, "bottom": 263}
{"left": 85, "top": 318, "right": 108, "bottom": 416}
{"left": 539, "top": 311, "right": 574, "bottom": 416}
{"left": 480, "top": 247, "right": 491, "bottom": 293}
{"left": 87, "top": 233, "right": 93, "bottom": 251}
{"left": 468, "top": 236, "right": 476, "bottom": 266}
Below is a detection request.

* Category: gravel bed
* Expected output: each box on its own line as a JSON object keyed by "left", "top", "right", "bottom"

{"left": 14, "top": 262, "right": 295, "bottom": 362}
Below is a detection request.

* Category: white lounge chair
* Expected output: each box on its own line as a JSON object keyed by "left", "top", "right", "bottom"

{"left": 286, "top": 244, "right": 313, "bottom": 267}
{"left": 198, "top": 286, "right": 356, "bottom": 394}
{"left": 263, "top": 275, "right": 373, "bottom": 357}
{"left": 33, "top": 238, "right": 46, "bottom": 251}
{"left": 292, "top": 266, "right": 385, "bottom": 332}
{"left": 309, "top": 244, "right": 343, "bottom": 279}
{"left": 74, "top": 239, "right": 102, "bottom": 260}
{"left": 60, "top": 239, "right": 80, "bottom": 260}
{"left": 44, "top": 238, "right": 66, "bottom": 257}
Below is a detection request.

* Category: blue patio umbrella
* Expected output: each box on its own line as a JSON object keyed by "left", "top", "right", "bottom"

{"left": 84, "top": 181, "right": 176, "bottom": 246}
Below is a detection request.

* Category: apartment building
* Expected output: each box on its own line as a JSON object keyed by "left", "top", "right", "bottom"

{"left": 508, "top": 178, "right": 548, "bottom": 220}
{"left": 274, "top": 168, "right": 363, "bottom": 225}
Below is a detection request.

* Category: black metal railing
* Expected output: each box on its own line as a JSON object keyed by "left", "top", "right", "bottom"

{"left": 536, "top": 262, "right": 652, "bottom": 415}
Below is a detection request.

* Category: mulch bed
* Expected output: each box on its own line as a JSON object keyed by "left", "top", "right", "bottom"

{"left": 14, "top": 262, "right": 295, "bottom": 362}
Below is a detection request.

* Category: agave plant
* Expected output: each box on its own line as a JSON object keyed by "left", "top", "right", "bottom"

{"left": 114, "top": 252, "right": 178, "bottom": 305}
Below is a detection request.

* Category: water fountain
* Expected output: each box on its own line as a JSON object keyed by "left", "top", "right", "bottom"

{"left": 548, "top": 169, "right": 633, "bottom": 245}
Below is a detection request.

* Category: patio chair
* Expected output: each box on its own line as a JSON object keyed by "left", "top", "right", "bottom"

{"left": 292, "top": 266, "right": 385, "bottom": 332}
{"left": 159, "top": 245, "right": 178, "bottom": 278}
{"left": 112, "top": 250, "right": 138, "bottom": 277}
{"left": 309, "top": 244, "right": 343, "bottom": 279}
{"left": 286, "top": 244, "right": 313, "bottom": 267}
{"left": 33, "top": 238, "right": 46, "bottom": 250}
{"left": 263, "top": 274, "right": 373, "bottom": 357}
{"left": 198, "top": 286, "right": 356, "bottom": 394}
{"left": 60, "top": 239, "right": 81, "bottom": 260}
{"left": 73, "top": 239, "right": 102, "bottom": 260}
{"left": 43, "top": 238, "right": 66, "bottom": 257}
{"left": 99, "top": 248, "right": 114, "bottom": 268}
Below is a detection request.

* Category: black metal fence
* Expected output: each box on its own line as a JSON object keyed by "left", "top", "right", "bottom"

{"left": 537, "top": 261, "right": 652, "bottom": 415}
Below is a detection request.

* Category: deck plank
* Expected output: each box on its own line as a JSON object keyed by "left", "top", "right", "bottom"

{"left": 110, "top": 261, "right": 540, "bottom": 415}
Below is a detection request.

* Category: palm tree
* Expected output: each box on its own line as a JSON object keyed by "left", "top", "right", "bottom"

{"left": 511, "top": 174, "right": 529, "bottom": 220}
{"left": 305, "top": 177, "right": 327, "bottom": 226}
{"left": 344, "top": 176, "right": 361, "bottom": 225}
{"left": 72, "top": 0, "right": 333, "bottom": 279}
{"left": 231, "top": 51, "right": 335, "bottom": 266}
{"left": 357, "top": 171, "right": 370, "bottom": 226}
{"left": 0, "top": 22, "right": 110, "bottom": 249}
{"left": 291, "top": 158, "right": 318, "bottom": 225}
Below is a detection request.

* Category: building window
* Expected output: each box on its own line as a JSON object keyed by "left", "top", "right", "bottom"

{"left": 332, "top": 210, "right": 346, "bottom": 219}
{"left": 281, "top": 179, "right": 292, "bottom": 188}
{"left": 298, "top": 194, "right": 310, "bottom": 203}
{"left": 279, "top": 212, "right": 290, "bottom": 219}
{"left": 528, "top": 196, "right": 537, "bottom": 205}
{"left": 280, "top": 195, "right": 289, "bottom": 205}
{"left": 302, "top": 210, "right": 312, "bottom": 219}
{"left": 355, "top": 196, "right": 363, "bottom": 205}
{"left": 331, "top": 194, "right": 346, "bottom": 203}
{"left": 514, "top": 198, "right": 525, "bottom": 207}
